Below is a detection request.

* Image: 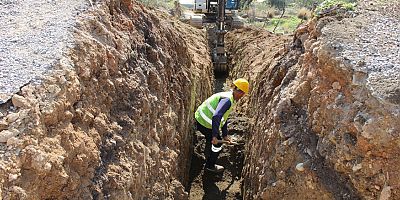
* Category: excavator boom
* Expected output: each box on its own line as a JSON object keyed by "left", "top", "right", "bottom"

{"left": 190, "top": 0, "right": 243, "bottom": 72}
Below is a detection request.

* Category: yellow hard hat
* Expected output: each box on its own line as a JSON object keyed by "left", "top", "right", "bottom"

{"left": 233, "top": 78, "right": 249, "bottom": 94}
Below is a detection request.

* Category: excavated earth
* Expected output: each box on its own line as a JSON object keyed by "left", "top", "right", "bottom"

{"left": 0, "top": 0, "right": 213, "bottom": 199}
{"left": 188, "top": 113, "right": 247, "bottom": 200}
{"left": 1, "top": 0, "right": 399, "bottom": 199}
{"left": 226, "top": 0, "right": 400, "bottom": 199}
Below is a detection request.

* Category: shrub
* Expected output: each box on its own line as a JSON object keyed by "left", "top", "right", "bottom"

{"left": 266, "top": 7, "right": 276, "bottom": 18}
{"left": 267, "top": 0, "right": 286, "bottom": 11}
{"left": 297, "top": 7, "right": 312, "bottom": 20}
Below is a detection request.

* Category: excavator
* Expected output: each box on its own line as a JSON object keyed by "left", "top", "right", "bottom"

{"left": 190, "top": 0, "right": 243, "bottom": 72}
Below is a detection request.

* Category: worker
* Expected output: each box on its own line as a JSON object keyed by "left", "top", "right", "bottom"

{"left": 194, "top": 78, "right": 249, "bottom": 173}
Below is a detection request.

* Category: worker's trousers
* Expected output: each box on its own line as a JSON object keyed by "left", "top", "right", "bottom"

{"left": 196, "top": 122, "right": 222, "bottom": 169}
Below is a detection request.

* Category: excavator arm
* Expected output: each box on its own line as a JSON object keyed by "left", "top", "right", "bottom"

{"left": 190, "top": 0, "right": 243, "bottom": 72}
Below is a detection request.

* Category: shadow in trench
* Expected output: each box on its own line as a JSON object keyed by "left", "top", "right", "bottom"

{"left": 201, "top": 172, "right": 225, "bottom": 200}
{"left": 187, "top": 130, "right": 245, "bottom": 200}
{"left": 214, "top": 71, "right": 228, "bottom": 93}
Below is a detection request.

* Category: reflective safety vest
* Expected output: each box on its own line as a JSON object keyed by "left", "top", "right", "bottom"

{"left": 195, "top": 91, "right": 235, "bottom": 129}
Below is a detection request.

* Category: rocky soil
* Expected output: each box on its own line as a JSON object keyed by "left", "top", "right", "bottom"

{"left": 188, "top": 119, "right": 246, "bottom": 200}
{"left": 0, "top": 0, "right": 213, "bottom": 199}
{"left": 0, "top": 0, "right": 89, "bottom": 104}
{"left": 226, "top": 1, "right": 399, "bottom": 199}
{"left": 1, "top": 0, "right": 399, "bottom": 199}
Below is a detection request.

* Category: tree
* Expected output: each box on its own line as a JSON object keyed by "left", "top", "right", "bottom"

{"left": 267, "top": 0, "right": 286, "bottom": 11}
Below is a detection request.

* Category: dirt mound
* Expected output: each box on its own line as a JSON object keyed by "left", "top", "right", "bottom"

{"left": 0, "top": 1, "right": 212, "bottom": 199}
{"left": 225, "top": 1, "right": 399, "bottom": 199}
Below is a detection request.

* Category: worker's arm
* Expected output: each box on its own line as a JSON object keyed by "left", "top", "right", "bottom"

{"left": 221, "top": 120, "right": 228, "bottom": 138}
{"left": 212, "top": 98, "right": 231, "bottom": 142}
{"left": 221, "top": 121, "right": 232, "bottom": 143}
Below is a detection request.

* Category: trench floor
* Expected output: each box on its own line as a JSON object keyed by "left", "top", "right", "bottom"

{"left": 187, "top": 128, "right": 245, "bottom": 200}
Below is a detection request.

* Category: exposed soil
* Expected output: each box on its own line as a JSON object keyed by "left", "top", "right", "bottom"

{"left": 0, "top": 1, "right": 213, "bottom": 199}
{"left": 0, "top": 0, "right": 399, "bottom": 199}
{"left": 225, "top": 1, "right": 400, "bottom": 199}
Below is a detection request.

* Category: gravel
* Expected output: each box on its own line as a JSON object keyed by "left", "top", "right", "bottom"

{"left": 320, "top": 3, "right": 400, "bottom": 105}
{"left": 0, "top": 0, "right": 90, "bottom": 104}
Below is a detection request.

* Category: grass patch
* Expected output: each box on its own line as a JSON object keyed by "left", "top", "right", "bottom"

{"left": 248, "top": 15, "right": 303, "bottom": 34}
{"left": 137, "top": 0, "right": 175, "bottom": 9}
{"left": 315, "top": 0, "right": 356, "bottom": 16}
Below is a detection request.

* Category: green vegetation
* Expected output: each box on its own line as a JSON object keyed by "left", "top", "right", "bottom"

{"left": 244, "top": 0, "right": 357, "bottom": 34}
{"left": 266, "top": 0, "right": 286, "bottom": 11}
{"left": 137, "top": 0, "right": 176, "bottom": 9}
{"left": 297, "top": 7, "right": 312, "bottom": 20}
{"left": 315, "top": 0, "right": 356, "bottom": 15}
{"left": 261, "top": 16, "right": 302, "bottom": 34}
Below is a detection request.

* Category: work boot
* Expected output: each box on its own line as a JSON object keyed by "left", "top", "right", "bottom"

{"left": 205, "top": 164, "right": 224, "bottom": 173}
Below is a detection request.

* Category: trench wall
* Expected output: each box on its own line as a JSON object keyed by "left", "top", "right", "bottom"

{"left": 0, "top": 1, "right": 212, "bottom": 199}
{"left": 226, "top": 5, "right": 399, "bottom": 199}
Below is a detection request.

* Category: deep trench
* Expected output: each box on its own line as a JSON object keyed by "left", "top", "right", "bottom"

{"left": 184, "top": 28, "right": 362, "bottom": 199}
{"left": 187, "top": 71, "right": 247, "bottom": 200}
{"left": 186, "top": 23, "right": 245, "bottom": 200}
{"left": 186, "top": 26, "right": 248, "bottom": 198}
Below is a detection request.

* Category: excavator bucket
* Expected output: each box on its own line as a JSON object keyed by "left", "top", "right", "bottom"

{"left": 189, "top": 15, "right": 204, "bottom": 28}
{"left": 212, "top": 54, "right": 228, "bottom": 72}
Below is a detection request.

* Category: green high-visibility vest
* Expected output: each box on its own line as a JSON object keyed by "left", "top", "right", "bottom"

{"left": 195, "top": 91, "right": 235, "bottom": 129}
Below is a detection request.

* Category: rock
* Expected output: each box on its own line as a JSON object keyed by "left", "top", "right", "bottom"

{"left": 6, "top": 137, "right": 21, "bottom": 146}
{"left": 379, "top": 185, "right": 391, "bottom": 200}
{"left": 6, "top": 113, "right": 19, "bottom": 123}
{"left": 44, "top": 162, "right": 52, "bottom": 171}
{"left": 12, "top": 94, "right": 30, "bottom": 108}
{"left": 352, "top": 163, "right": 362, "bottom": 172}
{"left": 9, "top": 173, "right": 19, "bottom": 182}
{"left": 0, "top": 119, "right": 8, "bottom": 131}
{"left": 304, "top": 39, "right": 316, "bottom": 51}
{"left": 64, "top": 111, "right": 73, "bottom": 121}
{"left": 296, "top": 163, "right": 305, "bottom": 172}
{"left": 0, "top": 129, "right": 19, "bottom": 143}
{"left": 332, "top": 82, "right": 341, "bottom": 90}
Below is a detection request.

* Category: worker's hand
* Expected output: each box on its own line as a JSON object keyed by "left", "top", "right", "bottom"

{"left": 212, "top": 137, "right": 218, "bottom": 145}
{"left": 223, "top": 136, "right": 231, "bottom": 144}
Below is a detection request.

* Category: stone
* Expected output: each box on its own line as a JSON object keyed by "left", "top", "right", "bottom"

{"left": 296, "top": 163, "right": 305, "bottom": 172}
{"left": 0, "top": 129, "right": 19, "bottom": 143}
{"left": 6, "top": 113, "right": 19, "bottom": 123}
{"left": 304, "top": 39, "right": 317, "bottom": 51}
{"left": 332, "top": 82, "right": 341, "bottom": 90}
{"left": 7, "top": 137, "right": 21, "bottom": 146}
{"left": 352, "top": 163, "right": 362, "bottom": 172}
{"left": 379, "top": 186, "right": 391, "bottom": 200}
{"left": 0, "top": 119, "right": 8, "bottom": 131}
{"left": 64, "top": 111, "right": 74, "bottom": 121}
{"left": 44, "top": 163, "right": 52, "bottom": 171}
{"left": 9, "top": 173, "right": 19, "bottom": 182}
{"left": 12, "top": 94, "right": 30, "bottom": 108}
